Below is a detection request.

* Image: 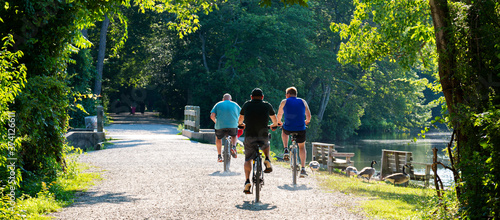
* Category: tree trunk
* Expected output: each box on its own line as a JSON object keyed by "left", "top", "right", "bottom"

{"left": 199, "top": 31, "right": 210, "bottom": 73}
{"left": 94, "top": 14, "right": 110, "bottom": 97}
{"left": 429, "top": 0, "right": 464, "bottom": 200}
{"left": 317, "top": 83, "right": 331, "bottom": 121}
{"left": 306, "top": 77, "right": 322, "bottom": 104}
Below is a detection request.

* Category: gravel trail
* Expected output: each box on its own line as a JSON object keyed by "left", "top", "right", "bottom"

{"left": 51, "top": 123, "right": 366, "bottom": 219}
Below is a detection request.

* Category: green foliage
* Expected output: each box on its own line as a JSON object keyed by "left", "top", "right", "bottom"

{"left": 0, "top": 34, "right": 26, "bottom": 119}
{"left": 102, "top": 0, "right": 433, "bottom": 143}
{"left": 332, "top": 0, "right": 436, "bottom": 69}
{"left": 1, "top": 146, "right": 100, "bottom": 219}
{"left": 67, "top": 49, "right": 98, "bottom": 128}
{"left": 16, "top": 76, "right": 69, "bottom": 176}
{"left": 332, "top": 0, "right": 500, "bottom": 218}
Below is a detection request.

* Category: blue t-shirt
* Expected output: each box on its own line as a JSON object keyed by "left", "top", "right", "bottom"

{"left": 283, "top": 97, "right": 306, "bottom": 131}
{"left": 211, "top": 100, "right": 241, "bottom": 129}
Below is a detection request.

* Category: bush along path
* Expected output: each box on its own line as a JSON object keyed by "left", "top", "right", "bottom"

{"left": 50, "top": 123, "right": 365, "bottom": 219}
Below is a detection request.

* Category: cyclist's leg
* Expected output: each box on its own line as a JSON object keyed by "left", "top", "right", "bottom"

{"left": 298, "top": 142, "right": 307, "bottom": 167}
{"left": 215, "top": 129, "right": 227, "bottom": 155}
{"left": 296, "top": 130, "right": 307, "bottom": 167}
{"left": 243, "top": 138, "right": 257, "bottom": 193}
{"left": 215, "top": 138, "right": 222, "bottom": 154}
{"left": 228, "top": 128, "right": 238, "bottom": 158}
{"left": 281, "top": 129, "right": 289, "bottom": 149}
{"left": 281, "top": 129, "right": 290, "bottom": 160}
{"left": 227, "top": 128, "right": 238, "bottom": 146}
{"left": 261, "top": 140, "right": 273, "bottom": 173}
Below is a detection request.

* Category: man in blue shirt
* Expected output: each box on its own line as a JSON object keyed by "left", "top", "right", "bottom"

{"left": 210, "top": 93, "right": 242, "bottom": 162}
{"left": 277, "top": 87, "right": 312, "bottom": 177}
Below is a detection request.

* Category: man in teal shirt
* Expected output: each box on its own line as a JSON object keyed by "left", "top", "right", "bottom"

{"left": 210, "top": 93, "right": 242, "bottom": 162}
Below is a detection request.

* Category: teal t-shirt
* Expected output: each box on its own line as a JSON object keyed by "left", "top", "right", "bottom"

{"left": 211, "top": 100, "right": 241, "bottom": 129}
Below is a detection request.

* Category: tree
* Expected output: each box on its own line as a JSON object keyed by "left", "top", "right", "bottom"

{"left": 333, "top": 0, "right": 500, "bottom": 217}
{"left": 0, "top": 0, "right": 217, "bottom": 192}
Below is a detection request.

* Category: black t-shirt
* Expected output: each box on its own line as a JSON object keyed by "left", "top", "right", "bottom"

{"left": 240, "top": 99, "right": 275, "bottom": 138}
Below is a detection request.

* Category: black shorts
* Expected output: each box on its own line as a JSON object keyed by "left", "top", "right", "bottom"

{"left": 215, "top": 128, "right": 238, "bottom": 139}
{"left": 282, "top": 129, "right": 306, "bottom": 143}
{"left": 244, "top": 137, "right": 269, "bottom": 161}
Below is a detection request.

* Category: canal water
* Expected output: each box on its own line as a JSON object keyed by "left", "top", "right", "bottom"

{"left": 327, "top": 130, "right": 455, "bottom": 187}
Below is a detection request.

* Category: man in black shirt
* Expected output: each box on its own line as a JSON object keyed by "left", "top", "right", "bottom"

{"left": 238, "top": 88, "right": 278, "bottom": 194}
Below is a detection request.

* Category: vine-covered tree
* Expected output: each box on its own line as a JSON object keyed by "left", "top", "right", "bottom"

{"left": 333, "top": 0, "right": 500, "bottom": 217}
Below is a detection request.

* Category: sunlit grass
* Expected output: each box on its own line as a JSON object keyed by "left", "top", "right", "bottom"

{"left": 11, "top": 161, "right": 102, "bottom": 219}
{"left": 312, "top": 169, "right": 458, "bottom": 219}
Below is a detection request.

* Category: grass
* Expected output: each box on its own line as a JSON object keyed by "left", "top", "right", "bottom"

{"left": 4, "top": 153, "right": 102, "bottom": 219}
{"left": 308, "top": 168, "right": 459, "bottom": 219}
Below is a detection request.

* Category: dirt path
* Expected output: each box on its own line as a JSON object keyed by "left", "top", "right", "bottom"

{"left": 51, "top": 123, "right": 366, "bottom": 219}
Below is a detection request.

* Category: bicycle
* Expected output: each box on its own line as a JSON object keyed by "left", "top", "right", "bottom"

{"left": 250, "top": 141, "right": 265, "bottom": 203}
{"left": 222, "top": 135, "right": 232, "bottom": 172}
{"left": 240, "top": 125, "right": 275, "bottom": 203}
{"left": 288, "top": 132, "right": 301, "bottom": 185}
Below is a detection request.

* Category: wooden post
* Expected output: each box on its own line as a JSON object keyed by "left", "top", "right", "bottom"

{"left": 326, "top": 145, "right": 331, "bottom": 174}
{"left": 380, "top": 150, "right": 386, "bottom": 178}
{"left": 433, "top": 147, "right": 441, "bottom": 197}
{"left": 425, "top": 164, "right": 431, "bottom": 187}
{"left": 97, "top": 106, "right": 104, "bottom": 132}
{"left": 184, "top": 105, "right": 200, "bottom": 132}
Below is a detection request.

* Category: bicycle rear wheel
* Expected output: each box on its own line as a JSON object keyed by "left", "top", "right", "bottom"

{"left": 223, "top": 137, "right": 231, "bottom": 172}
{"left": 291, "top": 146, "right": 298, "bottom": 185}
{"left": 254, "top": 156, "right": 262, "bottom": 203}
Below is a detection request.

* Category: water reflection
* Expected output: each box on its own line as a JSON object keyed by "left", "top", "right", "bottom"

{"left": 314, "top": 130, "right": 455, "bottom": 187}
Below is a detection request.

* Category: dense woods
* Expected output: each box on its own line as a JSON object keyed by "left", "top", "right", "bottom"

{"left": 1, "top": 0, "right": 499, "bottom": 218}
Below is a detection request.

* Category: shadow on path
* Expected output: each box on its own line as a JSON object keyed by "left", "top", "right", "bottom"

{"left": 235, "top": 201, "right": 277, "bottom": 211}
{"left": 109, "top": 112, "right": 175, "bottom": 125}
{"left": 209, "top": 171, "right": 241, "bottom": 177}
{"left": 70, "top": 191, "right": 139, "bottom": 207}
{"left": 277, "top": 184, "right": 313, "bottom": 191}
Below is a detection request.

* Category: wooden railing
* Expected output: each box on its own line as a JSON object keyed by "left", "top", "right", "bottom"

{"left": 311, "top": 142, "right": 355, "bottom": 174}
{"left": 380, "top": 149, "right": 433, "bottom": 187}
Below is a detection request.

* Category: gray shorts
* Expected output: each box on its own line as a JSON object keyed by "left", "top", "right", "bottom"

{"left": 215, "top": 128, "right": 238, "bottom": 139}
{"left": 244, "top": 137, "right": 269, "bottom": 161}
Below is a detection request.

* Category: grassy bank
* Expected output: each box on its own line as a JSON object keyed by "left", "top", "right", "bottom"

{"left": 311, "top": 168, "right": 459, "bottom": 219}
{"left": 2, "top": 151, "right": 101, "bottom": 219}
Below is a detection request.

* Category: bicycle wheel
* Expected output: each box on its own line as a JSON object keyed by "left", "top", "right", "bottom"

{"left": 223, "top": 137, "right": 231, "bottom": 172}
{"left": 291, "top": 145, "right": 298, "bottom": 185}
{"left": 254, "top": 156, "right": 262, "bottom": 203}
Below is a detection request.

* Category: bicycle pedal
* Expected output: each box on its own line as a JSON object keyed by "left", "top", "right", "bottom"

{"left": 283, "top": 155, "right": 289, "bottom": 161}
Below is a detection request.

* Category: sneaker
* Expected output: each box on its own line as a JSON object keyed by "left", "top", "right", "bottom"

{"left": 300, "top": 168, "right": 308, "bottom": 178}
{"left": 264, "top": 159, "right": 273, "bottom": 173}
{"left": 283, "top": 148, "right": 290, "bottom": 161}
{"left": 231, "top": 146, "right": 237, "bottom": 158}
{"left": 243, "top": 180, "right": 251, "bottom": 194}
{"left": 218, "top": 155, "right": 223, "bottom": 162}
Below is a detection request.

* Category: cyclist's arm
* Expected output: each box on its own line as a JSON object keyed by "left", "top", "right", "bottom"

{"left": 270, "top": 114, "right": 279, "bottom": 128}
{"left": 210, "top": 112, "right": 217, "bottom": 124}
{"left": 276, "top": 99, "right": 286, "bottom": 125}
{"left": 303, "top": 99, "right": 312, "bottom": 125}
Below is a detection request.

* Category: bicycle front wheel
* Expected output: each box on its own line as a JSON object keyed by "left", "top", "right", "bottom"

{"left": 223, "top": 138, "right": 231, "bottom": 172}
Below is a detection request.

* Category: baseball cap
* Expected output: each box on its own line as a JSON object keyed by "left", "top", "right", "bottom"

{"left": 251, "top": 88, "right": 263, "bottom": 96}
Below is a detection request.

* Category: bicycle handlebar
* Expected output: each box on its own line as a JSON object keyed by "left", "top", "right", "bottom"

{"left": 238, "top": 124, "right": 278, "bottom": 130}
